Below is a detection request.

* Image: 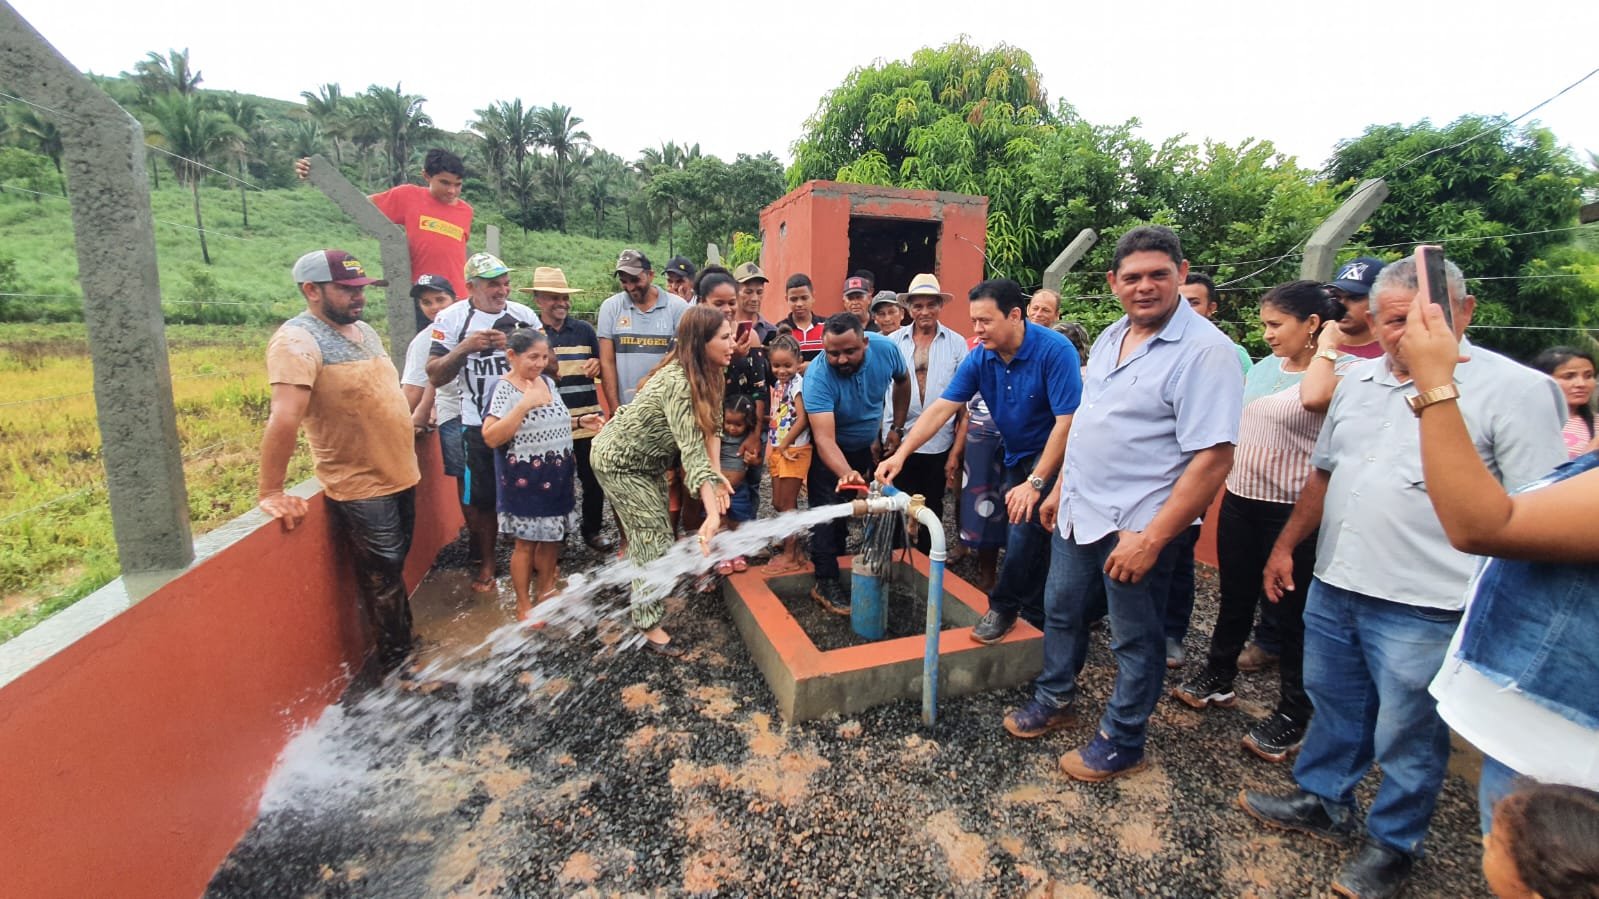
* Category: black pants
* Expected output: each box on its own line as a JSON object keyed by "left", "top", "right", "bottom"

{"left": 1206, "top": 490, "right": 1314, "bottom": 722}
{"left": 326, "top": 488, "right": 417, "bottom": 667}
{"left": 896, "top": 449, "right": 949, "bottom": 555}
{"left": 808, "top": 444, "right": 876, "bottom": 581}
{"left": 573, "top": 437, "right": 606, "bottom": 540}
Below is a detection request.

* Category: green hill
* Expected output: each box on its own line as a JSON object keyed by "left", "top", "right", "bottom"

{"left": 0, "top": 183, "right": 668, "bottom": 326}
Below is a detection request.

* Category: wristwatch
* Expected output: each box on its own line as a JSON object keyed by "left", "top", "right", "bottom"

{"left": 1027, "top": 475, "right": 1046, "bottom": 491}
{"left": 1407, "top": 384, "right": 1460, "bottom": 417}
{"left": 1314, "top": 348, "right": 1339, "bottom": 363}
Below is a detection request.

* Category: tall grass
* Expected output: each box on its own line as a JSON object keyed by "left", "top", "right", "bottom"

{"left": 0, "top": 185, "right": 667, "bottom": 324}
{"left": 0, "top": 323, "right": 311, "bottom": 642}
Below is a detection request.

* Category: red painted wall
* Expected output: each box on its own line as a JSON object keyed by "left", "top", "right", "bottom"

{"left": 758, "top": 181, "right": 989, "bottom": 337}
{"left": 0, "top": 434, "right": 462, "bottom": 899}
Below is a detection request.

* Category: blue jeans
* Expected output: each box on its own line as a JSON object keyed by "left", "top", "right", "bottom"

{"left": 1477, "top": 755, "right": 1520, "bottom": 837}
{"left": 1034, "top": 530, "right": 1181, "bottom": 751}
{"left": 987, "top": 454, "right": 1055, "bottom": 626}
{"left": 1162, "top": 523, "right": 1200, "bottom": 642}
{"left": 729, "top": 462, "right": 761, "bottom": 523}
{"left": 1294, "top": 579, "right": 1459, "bottom": 857}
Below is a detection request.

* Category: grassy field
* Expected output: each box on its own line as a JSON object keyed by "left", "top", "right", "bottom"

{"left": 0, "top": 185, "right": 668, "bottom": 323}
{"left": 0, "top": 323, "right": 303, "bottom": 641}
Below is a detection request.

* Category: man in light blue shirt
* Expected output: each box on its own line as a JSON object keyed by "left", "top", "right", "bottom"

{"left": 1241, "top": 257, "right": 1565, "bottom": 898}
{"left": 804, "top": 314, "right": 910, "bottom": 613}
{"left": 1005, "top": 226, "right": 1243, "bottom": 785}
{"left": 882, "top": 276, "right": 967, "bottom": 554}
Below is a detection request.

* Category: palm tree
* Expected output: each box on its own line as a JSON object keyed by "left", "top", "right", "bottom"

{"left": 579, "top": 149, "right": 627, "bottom": 237}
{"left": 144, "top": 92, "right": 243, "bottom": 264}
{"left": 356, "top": 84, "right": 434, "bottom": 187}
{"left": 285, "top": 119, "right": 325, "bottom": 159}
{"left": 217, "top": 93, "right": 263, "bottom": 227}
{"left": 471, "top": 99, "right": 539, "bottom": 201}
{"left": 299, "top": 83, "right": 345, "bottom": 166}
{"left": 531, "top": 103, "right": 590, "bottom": 232}
{"left": 131, "top": 48, "right": 203, "bottom": 97}
{"left": 7, "top": 106, "right": 65, "bottom": 195}
{"left": 635, "top": 141, "right": 700, "bottom": 255}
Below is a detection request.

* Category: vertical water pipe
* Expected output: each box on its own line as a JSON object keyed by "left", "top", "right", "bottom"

{"left": 909, "top": 495, "right": 946, "bottom": 727}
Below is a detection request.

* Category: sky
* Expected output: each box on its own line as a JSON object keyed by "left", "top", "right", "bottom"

{"left": 9, "top": 0, "right": 1599, "bottom": 173}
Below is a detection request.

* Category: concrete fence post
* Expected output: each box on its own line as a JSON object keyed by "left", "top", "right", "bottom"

{"left": 0, "top": 2, "right": 193, "bottom": 575}
{"left": 303, "top": 154, "right": 412, "bottom": 369}
{"left": 1300, "top": 178, "right": 1389, "bottom": 282}
{"left": 1041, "top": 228, "right": 1099, "bottom": 294}
{"left": 706, "top": 243, "right": 722, "bottom": 265}
{"left": 485, "top": 224, "right": 500, "bottom": 259}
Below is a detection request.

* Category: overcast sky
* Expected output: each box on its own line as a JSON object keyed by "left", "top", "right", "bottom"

{"left": 10, "top": 0, "right": 1598, "bottom": 173}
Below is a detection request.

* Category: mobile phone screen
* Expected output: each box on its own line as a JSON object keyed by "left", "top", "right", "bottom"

{"left": 1416, "top": 245, "right": 1452, "bottom": 330}
{"left": 736, "top": 321, "right": 754, "bottom": 340}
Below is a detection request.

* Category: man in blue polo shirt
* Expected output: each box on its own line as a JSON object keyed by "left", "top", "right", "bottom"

{"left": 1009, "top": 225, "right": 1242, "bottom": 783}
{"left": 877, "top": 277, "right": 1082, "bottom": 641}
{"left": 805, "top": 313, "right": 910, "bottom": 614}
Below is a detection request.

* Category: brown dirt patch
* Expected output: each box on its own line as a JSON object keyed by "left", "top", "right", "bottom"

{"left": 623, "top": 724, "right": 660, "bottom": 758}
{"left": 688, "top": 684, "right": 739, "bottom": 719}
{"left": 924, "top": 809, "right": 991, "bottom": 884}
{"left": 1114, "top": 815, "right": 1165, "bottom": 858}
{"left": 559, "top": 851, "right": 599, "bottom": 885}
{"left": 741, "top": 711, "right": 785, "bottom": 757}
{"left": 619, "top": 682, "right": 662, "bottom": 712}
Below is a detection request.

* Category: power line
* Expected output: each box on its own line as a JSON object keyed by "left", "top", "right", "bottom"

{"left": 1206, "top": 66, "right": 1599, "bottom": 289}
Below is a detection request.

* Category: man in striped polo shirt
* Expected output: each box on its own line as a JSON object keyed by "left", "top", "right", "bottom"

{"left": 598, "top": 249, "right": 689, "bottom": 408}
{"left": 520, "top": 266, "right": 614, "bottom": 552}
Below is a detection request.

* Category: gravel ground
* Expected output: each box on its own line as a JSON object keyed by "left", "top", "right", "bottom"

{"left": 208, "top": 483, "right": 1490, "bottom": 898}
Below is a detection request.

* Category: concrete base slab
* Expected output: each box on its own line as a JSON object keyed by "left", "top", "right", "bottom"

{"left": 724, "top": 553, "right": 1041, "bottom": 722}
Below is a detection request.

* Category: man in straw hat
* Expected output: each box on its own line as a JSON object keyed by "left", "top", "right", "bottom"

{"left": 519, "top": 267, "right": 614, "bottom": 552}
{"left": 427, "top": 252, "right": 542, "bottom": 593}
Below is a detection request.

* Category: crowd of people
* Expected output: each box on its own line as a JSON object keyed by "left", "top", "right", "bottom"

{"left": 264, "top": 150, "right": 1598, "bottom": 898}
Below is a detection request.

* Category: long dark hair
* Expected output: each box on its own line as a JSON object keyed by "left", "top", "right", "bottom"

{"left": 1532, "top": 345, "right": 1597, "bottom": 434}
{"left": 641, "top": 305, "right": 727, "bottom": 437}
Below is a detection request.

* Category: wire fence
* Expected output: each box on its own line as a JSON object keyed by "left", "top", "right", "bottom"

{"left": 0, "top": 439, "right": 231, "bottom": 528}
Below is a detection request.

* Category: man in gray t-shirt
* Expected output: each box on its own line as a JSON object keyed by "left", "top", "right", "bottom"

{"left": 597, "top": 249, "right": 688, "bottom": 407}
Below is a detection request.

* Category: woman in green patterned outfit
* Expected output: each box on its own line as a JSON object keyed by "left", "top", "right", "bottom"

{"left": 592, "top": 305, "right": 735, "bottom": 656}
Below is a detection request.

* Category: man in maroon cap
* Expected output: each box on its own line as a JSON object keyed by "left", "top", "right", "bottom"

{"left": 843, "top": 274, "right": 873, "bottom": 330}
{"left": 259, "top": 249, "right": 422, "bottom": 672}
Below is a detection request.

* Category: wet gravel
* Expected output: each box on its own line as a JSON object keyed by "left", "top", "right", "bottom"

{"left": 208, "top": 482, "right": 1491, "bottom": 898}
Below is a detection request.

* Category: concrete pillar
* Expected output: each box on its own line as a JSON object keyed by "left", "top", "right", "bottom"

{"left": 485, "top": 224, "right": 500, "bottom": 259}
{"left": 303, "top": 154, "right": 412, "bottom": 369}
{"left": 706, "top": 243, "right": 722, "bottom": 265}
{"left": 1300, "top": 178, "right": 1388, "bottom": 282}
{"left": 1041, "top": 228, "right": 1099, "bottom": 293}
{"left": 0, "top": 3, "right": 193, "bottom": 574}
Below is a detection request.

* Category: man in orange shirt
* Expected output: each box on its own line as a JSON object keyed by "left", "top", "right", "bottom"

{"left": 297, "top": 149, "right": 474, "bottom": 298}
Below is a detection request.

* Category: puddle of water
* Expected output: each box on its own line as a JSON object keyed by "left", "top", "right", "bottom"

{"left": 256, "top": 501, "right": 860, "bottom": 815}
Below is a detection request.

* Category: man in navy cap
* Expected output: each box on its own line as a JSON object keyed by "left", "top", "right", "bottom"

{"left": 664, "top": 255, "right": 699, "bottom": 304}
{"left": 1324, "top": 256, "right": 1386, "bottom": 359}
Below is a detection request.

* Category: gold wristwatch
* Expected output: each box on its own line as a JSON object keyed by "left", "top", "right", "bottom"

{"left": 1407, "top": 384, "right": 1460, "bottom": 417}
{"left": 1314, "top": 348, "right": 1339, "bottom": 363}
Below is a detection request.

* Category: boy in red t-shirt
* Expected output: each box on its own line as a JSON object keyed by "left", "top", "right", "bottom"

{"left": 297, "top": 149, "right": 474, "bottom": 297}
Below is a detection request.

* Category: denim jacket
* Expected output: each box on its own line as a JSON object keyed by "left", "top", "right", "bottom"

{"left": 1456, "top": 451, "right": 1599, "bottom": 730}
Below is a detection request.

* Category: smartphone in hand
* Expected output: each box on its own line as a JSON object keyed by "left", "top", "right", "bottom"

{"left": 736, "top": 320, "right": 754, "bottom": 342}
{"left": 1415, "top": 245, "right": 1451, "bottom": 330}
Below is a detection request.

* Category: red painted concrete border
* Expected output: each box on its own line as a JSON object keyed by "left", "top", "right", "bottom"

{"left": 726, "top": 555, "right": 1042, "bottom": 721}
{"left": 0, "top": 434, "right": 462, "bottom": 899}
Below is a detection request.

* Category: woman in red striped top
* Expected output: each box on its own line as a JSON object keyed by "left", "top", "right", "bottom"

{"left": 1531, "top": 347, "right": 1597, "bottom": 459}
{"left": 1174, "top": 280, "right": 1353, "bottom": 764}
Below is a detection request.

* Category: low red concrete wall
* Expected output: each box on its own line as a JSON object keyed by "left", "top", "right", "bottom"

{"left": 0, "top": 434, "right": 462, "bottom": 899}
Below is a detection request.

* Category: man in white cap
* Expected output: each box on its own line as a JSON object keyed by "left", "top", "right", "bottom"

{"left": 259, "top": 250, "right": 420, "bottom": 671}
{"left": 883, "top": 274, "right": 967, "bottom": 553}
{"left": 427, "top": 252, "right": 542, "bottom": 592}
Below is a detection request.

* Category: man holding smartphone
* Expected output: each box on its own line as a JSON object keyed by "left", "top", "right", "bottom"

{"left": 1242, "top": 254, "right": 1566, "bottom": 899}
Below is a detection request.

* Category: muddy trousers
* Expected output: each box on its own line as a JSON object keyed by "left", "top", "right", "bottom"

{"left": 325, "top": 488, "right": 417, "bottom": 667}
{"left": 592, "top": 466, "right": 674, "bottom": 630}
